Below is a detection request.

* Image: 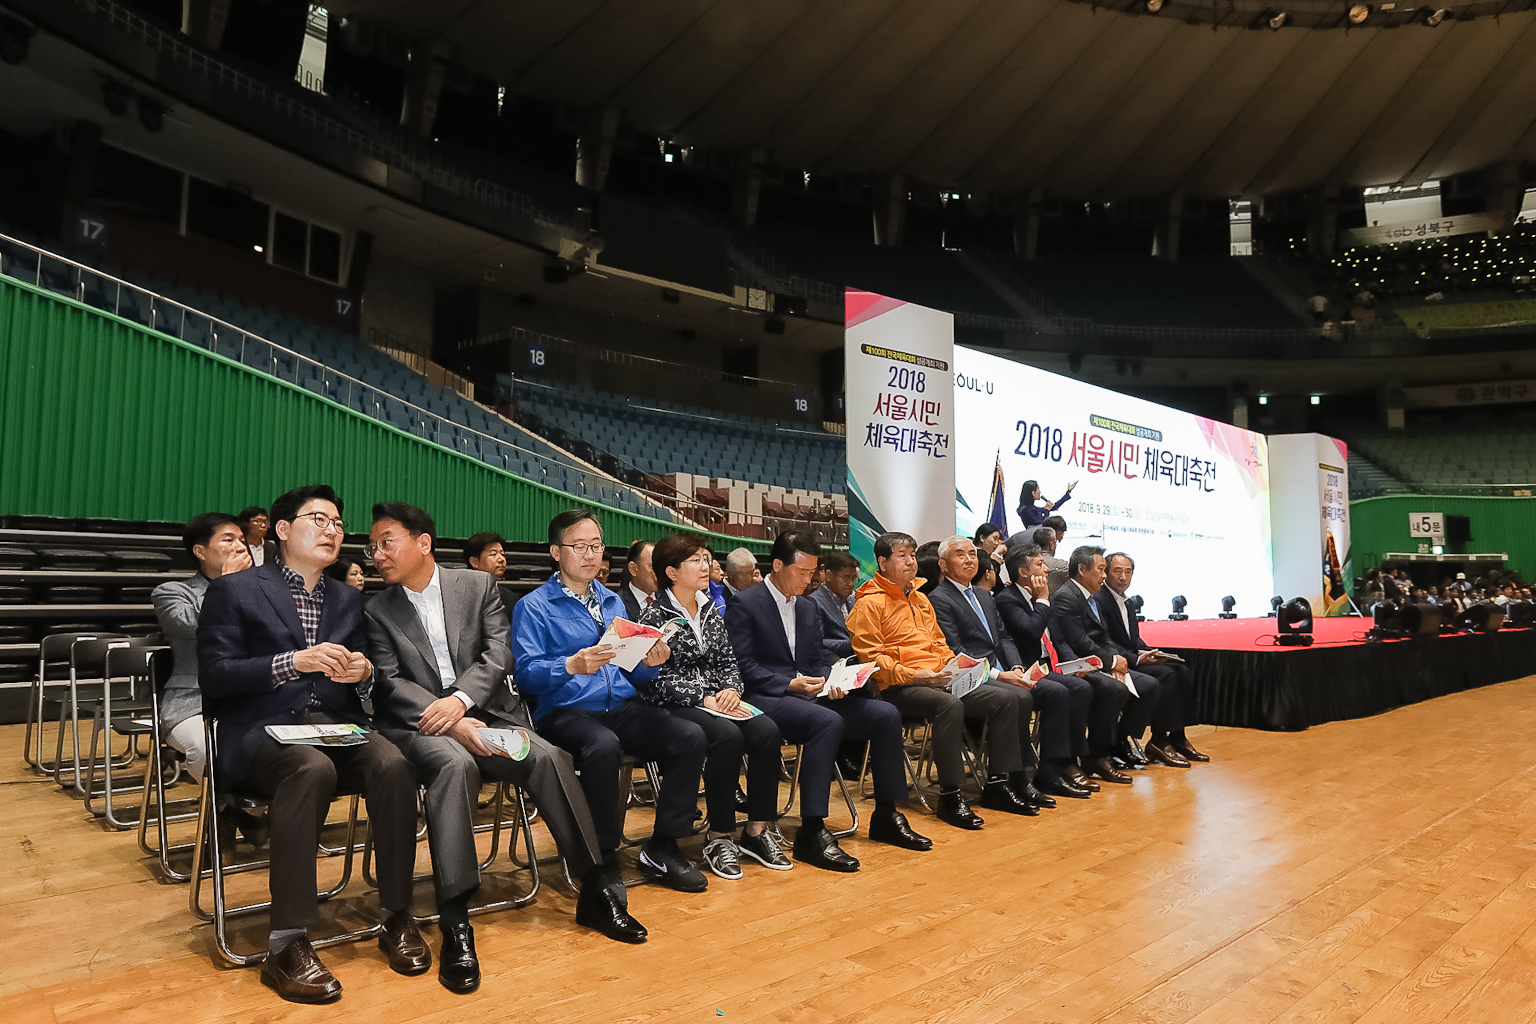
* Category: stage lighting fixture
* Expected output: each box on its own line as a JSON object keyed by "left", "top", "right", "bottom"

{"left": 1506, "top": 601, "right": 1536, "bottom": 627}
{"left": 1169, "top": 596, "right": 1188, "bottom": 621}
{"left": 102, "top": 81, "right": 131, "bottom": 117}
{"left": 138, "top": 99, "right": 165, "bottom": 133}
{"left": 1252, "top": 9, "right": 1292, "bottom": 29}
{"left": 1129, "top": 594, "right": 1145, "bottom": 621}
{"left": 0, "top": 15, "right": 33, "bottom": 65}
{"left": 1348, "top": 3, "right": 1372, "bottom": 23}
{"left": 1144, "top": 0, "right": 1164, "bottom": 12}
{"left": 1268, "top": 595, "right": 1283, "bottom": 617}
{"left": 1421, "top": 7, "right": 1450, "bottom": 25}
{"left": 1276, "top": 597, "right": 1313, "bottom": 646}
{"left": 1459, "top": 601, "right": 1505, "bottom": 633}
{"left": 1219, "top": 596, "right": 1237, "bottom": 619}
{"left": 1400, "top": 602, "right": 1442, "bottom": 636}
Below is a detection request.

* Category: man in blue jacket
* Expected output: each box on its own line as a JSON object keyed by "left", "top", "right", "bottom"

{"left": 512, "top": 509, "right": 709, "bottom": 908}
{"left": 725, "top": 531, "right": 930, "bottom": 872}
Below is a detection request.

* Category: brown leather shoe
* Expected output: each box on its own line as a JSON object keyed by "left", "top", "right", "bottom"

{"left": 1170, "top": 738, "right": 1210, "bottom": 762}
{"left": 1145, "top": 742, "right": 1192, "bottom": 768}
{"left": 1063, "top": 763, "right": 1099, "bottom": 792}
{"left": 261, "top": 936, "right": 341, "bottom": 1003}
{"left": 1084, "top": 757, "right": 1133, "bottom": 785}
{"left": 379, "top": 910, "right": 431, "bottom": 976}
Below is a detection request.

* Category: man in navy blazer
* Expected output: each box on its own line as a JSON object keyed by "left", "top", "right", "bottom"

{"left": 198, "top": 485, "right": 425, "bottom": 1004}
{"left": 1094, "top": 552, "right": 1207, "bottom": 765}
{"left": 725, "top": 531, "right": 930, "bottom": 872}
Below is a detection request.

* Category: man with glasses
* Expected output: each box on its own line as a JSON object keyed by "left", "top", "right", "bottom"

{"left": 238, "top": 506, "right": 277, "bottom": 567}
{"left": 365, "top": 504, "right": 630, "bottom": 986}
{"left": 808, "top": 550, "right": 859, "bottom": 661}
{"left": 512, "top": 509, "right": 710, "bottom": 910}
{"left": 199, "top": 485, "right": 426, "bottom": 1003}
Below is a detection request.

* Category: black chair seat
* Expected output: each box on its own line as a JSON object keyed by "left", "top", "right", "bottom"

{"left": 0, "top": 585, "right": 32, "bottom": 604}
{"left": 44, "top": 585, "right": 109, "bottom": 604}
{"left": 0, "top": 544, "right": 35, "bottom": 569}
{"left": 111, "top": 550, "right": 176, "bottom": 571}
{"left": 36, "top": 548, "right": 111, "bottom": 571}
{"left": 0, "top": 623, "right": 32, "bottom": 642}
{"left": 0, "top": 662, "right": 33, "bottom": 684}
{"left": 116, "top": 586, "right": 155, "bottom": 603}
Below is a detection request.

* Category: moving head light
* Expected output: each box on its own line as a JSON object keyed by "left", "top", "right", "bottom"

{"left": 1168, "top": 595, "right": 1188, "bottom": 621}
{"left": 1276, "top": 597, "right": 1313, "bottom": 646}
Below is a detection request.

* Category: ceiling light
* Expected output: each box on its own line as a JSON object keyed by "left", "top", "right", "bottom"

{"left": 1348, "top": 3, "right": 1371, "bottom": 22}
{"left": 1421, "top": 6, "right": 1450, "bottom": 24}
{"left": 1253, "top": 9, "right": 1292, "bottom": 28}
{"left": 1310, "top": 395, "right": 1321, "bottom": 405}
{"left": 1144, "top": 0, "right": 1164, "bottom": 12}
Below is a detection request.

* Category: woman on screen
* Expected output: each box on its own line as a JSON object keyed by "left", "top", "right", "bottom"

{"left": 1015, "top": 479, "right": 1078, "bottom": 531}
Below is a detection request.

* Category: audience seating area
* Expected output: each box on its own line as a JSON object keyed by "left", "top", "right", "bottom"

{"left": 506, "top": 376, "right": 846, "bottom": 497}
{"left": 1332, "top": 413, "right": 1536, "bottom": 491}
{"left": 1346, "top": 450, "right": 1412, "bottom": 500}
{"left": 0, "top": 229, "right": 673, "bottom": 525}
{"left": 1323, "top": 223, "right": 1536, "bottom": 303}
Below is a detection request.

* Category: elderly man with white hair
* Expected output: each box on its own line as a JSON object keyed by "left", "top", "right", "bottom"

{"left": 721, "top": 548, "right": 760, "bottom": 606}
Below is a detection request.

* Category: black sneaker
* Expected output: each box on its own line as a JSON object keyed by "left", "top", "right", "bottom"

{"left": 738, "top": 829, "right": 794, "bottom": 870}
{"left": 638, "top": 842, "right": 708, "bottom": 892}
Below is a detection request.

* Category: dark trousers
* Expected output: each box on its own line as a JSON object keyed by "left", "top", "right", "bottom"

{"left": 1117, "top": 670, "right": 1164, "bottom": 743}
{"left": 666, "top": 704, "right": 782, "bottom": 832}
{"left": 981, "top": 678, "right": 1036, "bottom": 770}
{"left": 881, "top": 682, "right": 1021, "bottom": 789}
{"left": 752, "top": 691, "right": 907, "bottom": 816}
{"left": 1137, "top": 660, "right": 1192, "bottom": 739}
{"left": 537, "top": 699, "right": 707, "bottom": 853}
{"left": 1083, "top": 672, "right": 1133, "bottom": 757}
{"left": 1043, "top": 671, "right": 1093, "bottom": 759}
{"left": 244, "top": 725, "right": 417, "bottom": 931}
{"left": 386, "top": 720, "right": 602, "bottom": 904}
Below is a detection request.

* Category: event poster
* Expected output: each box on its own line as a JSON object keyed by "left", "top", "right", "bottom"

{"left": 1269, "top": 433, "right": 1353, "bottom": 616}
{"left": 1319, "top": 441, "right": 1352, "bottom": 616}
{"left": 951, "top": 347, "right": 1275, "bottom": 621}
{"left": 844, "top": 291, "right": 956, "bottom": 573}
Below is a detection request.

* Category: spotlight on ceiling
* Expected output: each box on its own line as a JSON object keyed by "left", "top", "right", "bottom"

{"left": 102, "top": 80, "right": 132, "bottom": 117}
{"left": 1276, "top": 597, "right": 1314, "bottom": 646}
{"left": 1420, "top": 6, "right": 1450, "bottom": 24}
{"left": 1348, "top": 3, "right": 1372, "bottom": 23}
{"left": 1219, "top": 596, "right": 1238, "bottom": 620}
{"left": 1252, "top": 9, "right": 1292, "bottom": 29}
{"left": 1144, "top": 0, "right": 1164, "bottom": 12}
{"left": 1169, "top": 595, "right": 1188, "bottom": 621}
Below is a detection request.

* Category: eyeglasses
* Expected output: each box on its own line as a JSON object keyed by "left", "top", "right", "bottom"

{"left": 682, "top": 553, "right": 713, "bottom": 567}
{"left": 291, "top": 512, "right": 345, "bottom": 534}
{"left": 558, "top": 541, "right": 604, "bottom": 556}
{"left": 363, "top": 534, "right": 405, "bottom": 559}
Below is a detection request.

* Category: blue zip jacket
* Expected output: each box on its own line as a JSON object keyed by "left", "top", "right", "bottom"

{"left": 511, "top": 574, "right": 659, "bottom": 721}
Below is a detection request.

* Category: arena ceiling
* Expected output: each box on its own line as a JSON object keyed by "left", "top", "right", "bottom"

{"left": 327, "top": 0, "right": 1536, "bottom": 202}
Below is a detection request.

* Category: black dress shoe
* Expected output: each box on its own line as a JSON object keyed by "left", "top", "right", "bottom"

{"left": 980, "top": 781, "right": 1039, "bottom": 816}
{"left": 1170, "top": 738, "right": 1210, "bottom": 762}
{"left": 379, "top": 910, "right": 431, "bottom": 976}
{"left": 1115, "top": 739, "right": 1149, "bottom": 768}
{"left": 261, "top": 936, "right": 341, "bottom": 1004}
{"left": 792, "top": 825, "right": 860, "bottom": 871}
{"left": 575, "top": 873, "right": 648, "bottom": 943}
{"left": 867, "top": 809, "right": 932, "bottom": 851}
{"left": 438, "top": 923, "right": 480, "bottom": 994}
{"left": 1144, "top": 741, "right": 1192, "bottom": 768}
{"left": 1084, "top": 756, "right": 1133, "bottom": 785}
{"left": 639, "top": 841, "right": 708, "bottom": 892}
{"left": 734, "top": 784, "right": 750, "bottom": 813}
{"left": 1019, "top": 781, "right": 1056, "bottom": 809}
{"left": 936, "top": 790, "right": 985, "bottom": 830}
{"left": 1038, "top": 777, "right": 1092, "bottom": 800}
{"left": 1063, "top": 763, "right": 1099, "bottom": 792}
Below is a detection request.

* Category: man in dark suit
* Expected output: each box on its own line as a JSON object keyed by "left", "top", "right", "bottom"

{"left": 1047, "top": 545, "right": 1167, "bottom": 785}
{"left": 617, "top": 539, "right": 658, "bottom": 620}
{"left": 725, "top": 531, "right": 931, "bottom": 871}
{"left": 238, "top": 505, "right": 280, "bottom": 568}
{"left": 366, "top": 504, "right": 636, "bottom": 991}
{"left": 808, "top": 550, "right": 858, "bottom": 661}
{"left": 1095, "top": 552, "right": 1206, "bottom": 765}
{"left": 928, "top": 536, "right": 1062, "bottom": 810}
{"left": 995, "top": 544, "right": 1110, "bottom": 798}
{"left": 198, "top": 485, "right": 426, "bottom": 1004}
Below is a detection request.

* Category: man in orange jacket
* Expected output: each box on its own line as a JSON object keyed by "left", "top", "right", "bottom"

{"left": 847, "top": 531, "right": 1035, "bottom": 831}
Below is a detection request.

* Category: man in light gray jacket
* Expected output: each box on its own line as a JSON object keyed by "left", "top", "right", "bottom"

{"left": 151, "top": 512, "right": 252, "bottom": 779}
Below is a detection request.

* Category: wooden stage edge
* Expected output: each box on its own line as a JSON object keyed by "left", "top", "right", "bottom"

{"left": 8, "top": 677, "right": 1536, "bottom": 1024}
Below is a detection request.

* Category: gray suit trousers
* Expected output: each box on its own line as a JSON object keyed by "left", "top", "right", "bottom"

{"left": 881, "top": 682, "right": 1022, "bottom": 788}
{"left": 388, "top": 724, "right": 602, "bottom": 902}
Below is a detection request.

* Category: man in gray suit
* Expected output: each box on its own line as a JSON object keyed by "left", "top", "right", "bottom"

{"left": 365, "top": 504, "right": 641, "bottom": 992}
{"left": 151, "top": 512, "right": 253, "bottom": 780}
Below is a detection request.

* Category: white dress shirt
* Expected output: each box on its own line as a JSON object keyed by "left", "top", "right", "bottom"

{"left": 765, "top": 576, "right": 797, "bottom": 651}
{"left": 248, "top": 543, "right": 264, "bottom": 567}
{"left": 669, "top": 588, "right": 710, "bottom": 645}
{"left": 404, "top": 565, "right": 471, "bottom": 708}
{"left": 1108, "top": 587, "right": 1132, "bottom": 634}
{"left": 628, "top": 582, "right": 657, "bottom": 613}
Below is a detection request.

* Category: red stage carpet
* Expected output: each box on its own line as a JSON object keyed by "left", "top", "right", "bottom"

{"left": 1139, "top": 616, "right": 1370, "bottom": 651}
{"left": 1130, "top": 616, "right": 1535, "bottom": 731}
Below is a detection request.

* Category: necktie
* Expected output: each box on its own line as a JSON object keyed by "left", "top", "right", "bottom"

{"left": 1087, "top": 596, "right": 1103, "bottom": 624}
{"left": 645, "top": 593, "right": 654, "bottom": 608}
{"left": 964, "top": 588, "right": 991, "bottom": 639}
{"left": 1042, "top": 629, "right": 1060, "bottom": 671}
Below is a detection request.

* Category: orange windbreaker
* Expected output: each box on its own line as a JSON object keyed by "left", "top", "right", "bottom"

{"left": 846, "top": 572, "right": 954, "bottom": 690}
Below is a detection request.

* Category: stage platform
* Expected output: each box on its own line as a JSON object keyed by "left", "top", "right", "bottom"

{"left": 1139, "top": 617, "right": 1536, "bottom": 731}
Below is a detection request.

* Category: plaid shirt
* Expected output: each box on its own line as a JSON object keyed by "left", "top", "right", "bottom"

{"left": 560, "top": 575, "right": 606, "bottom": 626}
{"left": 271, "top": 562, "right": 332, "bottom": 707}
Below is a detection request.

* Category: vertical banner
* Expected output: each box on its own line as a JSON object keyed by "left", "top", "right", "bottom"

{"left": 1269, "top": 433, "right": 1353, "bottom": 616}
{"left": 844, "top": 290, "right": 956, "bottom": 574}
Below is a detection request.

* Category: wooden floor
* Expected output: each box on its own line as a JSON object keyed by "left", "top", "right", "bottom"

{"left": 8, "top": 677, "right": 1536, "bottom": 1024}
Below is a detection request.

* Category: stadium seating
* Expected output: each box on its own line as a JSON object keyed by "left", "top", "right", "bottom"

{"left": 1324, "top": 223, "right": 1536, "bottom": 303}
{"left": 1330, "top": 413, "right": 1536, "bottom": 491}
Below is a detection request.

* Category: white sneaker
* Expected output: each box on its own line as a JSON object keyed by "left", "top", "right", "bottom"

{"left": 701, "top": 837, "right": 743, "bottom": 880}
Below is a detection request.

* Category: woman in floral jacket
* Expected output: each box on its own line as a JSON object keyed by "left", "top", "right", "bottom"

{"left": 638, "top": 533, "right": 789, "bottom": 879}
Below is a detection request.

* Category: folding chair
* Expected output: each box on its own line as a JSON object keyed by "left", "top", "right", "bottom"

{"left": 84, "top": 642, "right": 173, "bottom": 829}
{"left": 408, "top": 781, "right": 542, "bottom": 925}
{"left": 188, "top": 718, "right": 376, "bottom": 966}
{"left": 777, "top": 745, "right": 860, "bottom": 837}
{"left": 56, "top": 637, "right": 142, "bottom": 797}
{"left": 22, "top": 631, "right": 127, "bottom": 774}
{"left": 135, "top": 666, "right": 201, "bottom": 880}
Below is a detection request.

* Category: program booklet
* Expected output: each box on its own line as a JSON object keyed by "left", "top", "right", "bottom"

{"left": 823, "top": 657, "right": 879, "bottom": 697}
{"left": 945, "top": 654, "right": 992, "bottom": 698}
{"left": 598, "top": 616, "right": 683, "bottom": 671}
{"left": 698, "top": 699, "right": 764, "bottom": 721}
{"left": 1054, "top": 655, "right": 1105, "bottom": 676}
{"left": 264, "top": 723, "right": 369, "bottom": 746}
{"left": 477, "top": 727, "right": 531, "bottom": 761}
